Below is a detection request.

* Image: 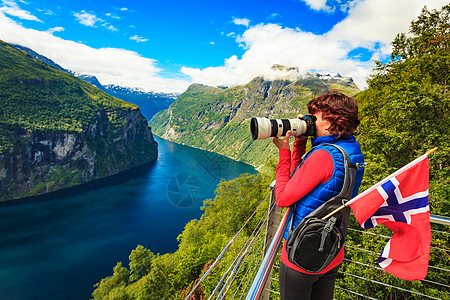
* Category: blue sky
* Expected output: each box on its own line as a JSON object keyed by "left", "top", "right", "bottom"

{"left": 0, "top": 0, "right": 447, "bottom": 92}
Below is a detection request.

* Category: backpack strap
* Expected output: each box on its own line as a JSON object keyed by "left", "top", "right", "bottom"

{"left": 323, "top": 143, "right": 357, "bottom": 203}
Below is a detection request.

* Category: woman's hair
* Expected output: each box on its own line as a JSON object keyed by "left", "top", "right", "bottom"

{"left": 307, "top": 90, "right": 360, "bottom": 138}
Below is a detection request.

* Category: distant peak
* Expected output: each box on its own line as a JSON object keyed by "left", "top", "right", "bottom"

{"left": 260, "top": 64, "right": 303, "bottom": 82}
{"left": 270, "top": 64, "right": 300, "bottom": 73}
{"left": 104, "top": 84, "right": 179, "bottom": 98}
{"left": 260, "top": 65, "right": 353, "bottom": 84}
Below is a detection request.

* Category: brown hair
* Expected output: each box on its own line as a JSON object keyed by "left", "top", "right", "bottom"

{"left": 307, "top": 90, "right": 360, "bottom": 138}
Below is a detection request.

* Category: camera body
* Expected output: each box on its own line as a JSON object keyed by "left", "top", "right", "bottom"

{"left": 250, "top": 115, "right": 316, "bottom": 140}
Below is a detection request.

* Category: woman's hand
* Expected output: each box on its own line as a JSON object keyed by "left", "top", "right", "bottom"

{"left": 272, "top": 131, "right": 292, "bottom": 150}
{"left": 295, "top": 114, "right": 308, "bottom": 144}
{"left": 272, "top": 114, "right": 310, "bottom": 149}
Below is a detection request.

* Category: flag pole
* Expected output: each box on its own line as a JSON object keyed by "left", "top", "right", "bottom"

{"left": 321, "top": 147, "right": 438, "bottom": 220}
{"left": 426, "top": 147, "right": 438, "bottom": 156}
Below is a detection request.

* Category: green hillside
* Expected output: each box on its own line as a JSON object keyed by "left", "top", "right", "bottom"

{"left": 0, "top": 40, "right": 137, "bottom": 152}
{"left": 0, "top": 41, "right": 157, "bottom": 201}
{"left": 149, "top": 75, "right": 360, "bottom": 167}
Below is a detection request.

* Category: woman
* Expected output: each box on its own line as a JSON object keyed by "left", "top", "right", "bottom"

{"left": 273, "top": 90, "right": 365, "bottom": 300}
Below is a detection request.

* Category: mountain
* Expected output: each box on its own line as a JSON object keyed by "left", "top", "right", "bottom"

{"left": 10, "top": 44, "right": 177, "bottom": 120}
{"left": 0, "top": 40, "right": 158, "bottom": 202}
{"left": 73, "top": 73, "right": 105, "bottom": 90}
{"left": 149, "top": 74, "right": 360, "bottom": 167}
{"left": 102, "top": 85, "right": 177, "bottom": 120}
{"left": 11, "top": 43, "right": 68, "bottom": 73}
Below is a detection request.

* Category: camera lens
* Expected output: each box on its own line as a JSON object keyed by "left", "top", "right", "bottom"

{"left": 251, "top": 117, "right": 313, "bottom": 140}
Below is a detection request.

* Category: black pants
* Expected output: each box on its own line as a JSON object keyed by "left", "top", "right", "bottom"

{"left": 279, "top": 261, "right": 340, "bottom": 300}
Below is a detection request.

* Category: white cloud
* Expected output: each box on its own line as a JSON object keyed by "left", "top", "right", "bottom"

{"left": 105, "top": 12, "right": 121, "bottom": 20}
{"left": 37, "top": 8, "right": 55, "bottom": 16}
{"left": 267, "top": 13, "right": 281, "bottom": 20}
{"left": 74, "top": 10, "right": 102, "bottom": 27}
{"left": 103, "top": 24, "right": 117, "bottom": 32}
{"left": 299, "top": 0, "right": 355, "bottom": 13}
{"left": 302, "top": 0, "right": 332, "bottom": 12}
{"left": 46, "top": 26, "right": 64, "bottom": 34}
{"left": 74, "top": 10, "right": 118, "bottom": 32}
{"left": 183, "top": 24, "right": 357, "bottom": 86}
{"left": 0, "top": 0, "right": 41, "bottom": 21}
{"left": 183, "top": 0, "right": 449, "bottom": 90}
{"left": 0, "top": 12, "right": 190, "bottom": 93}
{"left": 130, "top": 35, "right": 148, "bottom": 42}
{"left": 232, "top": 17, "right": 250, "bottom": 27}
{"left": 328, "top": 0, "right": 437, "bottom": 46}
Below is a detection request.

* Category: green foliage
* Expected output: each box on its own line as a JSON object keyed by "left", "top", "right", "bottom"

{"left": 26, "top": 166, "right": 83, "bottom": 196}
{"left": 391, "top": 4, "right": 450, "bottom": 61}
{"left": 92, "top": 262, "right": 131, "bottom": 300}
{"left": 129, "top": 245, "right": 156, "bottom": 282}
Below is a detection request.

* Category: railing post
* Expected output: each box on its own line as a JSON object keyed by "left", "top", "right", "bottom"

{"left": 261, "top": 180, "right": 281, "bottom": 300}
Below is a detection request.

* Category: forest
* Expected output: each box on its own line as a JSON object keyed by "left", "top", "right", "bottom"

{"left": 92, "top": 5, "right": 449, "bottom": 299}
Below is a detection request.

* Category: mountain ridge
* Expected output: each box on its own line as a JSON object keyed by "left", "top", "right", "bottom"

{"left": 10, "top": 43, "right": 177, "bottom": 120}
{"left": 149, "top": 75, "right": 360, "bottom": 167}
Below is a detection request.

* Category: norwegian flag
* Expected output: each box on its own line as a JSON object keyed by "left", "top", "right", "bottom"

{"left": 348, "top": 154, "right": 431, "bottom": 281}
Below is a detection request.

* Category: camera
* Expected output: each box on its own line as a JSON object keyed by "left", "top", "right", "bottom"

{"left": 250, "top": 115, "right": 316, "bottom": 140}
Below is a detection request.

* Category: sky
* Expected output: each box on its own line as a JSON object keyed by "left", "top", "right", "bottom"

{"left": 0, "top": 0, "right": 448, "bottom": 93}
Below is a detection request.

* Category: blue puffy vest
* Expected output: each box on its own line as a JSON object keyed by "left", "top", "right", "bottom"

{"left": 283, "top": 134, "right": 365, "bottom": 240}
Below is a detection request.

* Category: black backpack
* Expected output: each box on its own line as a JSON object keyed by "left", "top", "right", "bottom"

{"left": 285, "top": 144, "right": 358, "bottom": 273}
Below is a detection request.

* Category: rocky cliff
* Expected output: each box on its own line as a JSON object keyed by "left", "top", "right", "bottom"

{"left": 0, "top": 41, "right": 158, "bottom": 201}
{"left": 149, "top": 74, "right": 360, "bottom": 167}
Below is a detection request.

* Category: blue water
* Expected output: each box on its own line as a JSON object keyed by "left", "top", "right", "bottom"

{"left": 0, "top": 136, "right": 256, "bottom": 300}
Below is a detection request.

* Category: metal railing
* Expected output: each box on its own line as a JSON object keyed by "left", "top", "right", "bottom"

{"left": 245, "top": 207, "right": 290, "bottom": 300}
{"left": 430, "top": 214, "right": 450, "bottom": 226}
